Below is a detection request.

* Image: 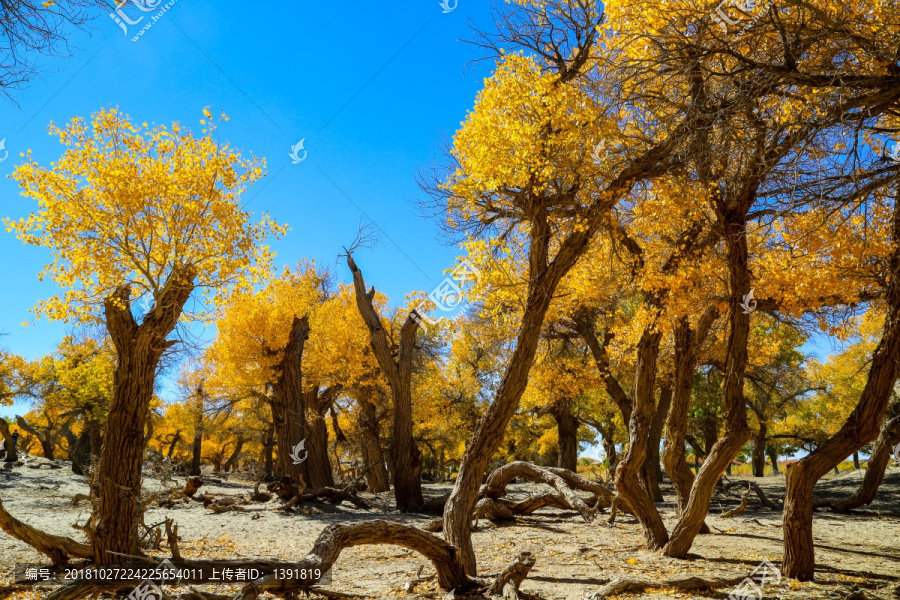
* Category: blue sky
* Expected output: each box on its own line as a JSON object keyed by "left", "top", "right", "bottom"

{"left": 0, "top": 0, "right": 494, "bottom": 416}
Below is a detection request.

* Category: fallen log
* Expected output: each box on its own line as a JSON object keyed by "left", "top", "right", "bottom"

{"left": 0, "top": 499, "right": 92, "bottom": 564}
{"left": 482, "top": 462, "right": 599, "bottom": 522}
{"left": 583, "top": 575, "right": 748, "bottom": 599}
{"left": 42, "top": 520, "right": 474, "bottom": 600}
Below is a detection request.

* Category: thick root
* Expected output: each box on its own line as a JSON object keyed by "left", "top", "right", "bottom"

{"left": 0, "top": 499, "right": 92, "bottom": 564}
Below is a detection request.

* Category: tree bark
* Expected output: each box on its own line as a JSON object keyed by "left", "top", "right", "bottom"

{"left": 826, "top": 415, "right": 900, "bottom": 512}
{"left": 752, "top": 422, "right": 767, "bottom": 477}
{"left": 782, "top": 199, "right": 900, "bottom": 581}
{"left": 222, "top": 436, "right": 245, "bottom": 472}
{"left": 663, "top": 311, "right": 717, "bottom": 517}
{"left": 306, "top": 386, "right": 339, "bottom": 488}
{"left": 614, "top": 325, "right": 669, "bottom": 549}
{"left": 663, "top": 210, "right": 753, "bottom": 559}
{"left": 261, "top": 423, "right": 275, "bottom": 481}
{"left": 348, "top": 255, "right": 423, "bottom": 511}
{"left": 0, "top": 419, "right": 19, "bottom": 462}
{"left": 769, "top": 447, "right": 779, "bottom": 473}
{"left": 643, "top": 386, "right": 671, "bottom": 502}
{"left": 551, "top": 402, "right": 579, "bottom": 472}
{"left": 189, "top": 398, "right": 203, "bottom": 477}
{"left": 16, "top": 416, "right": 55, "bottom": 460}
{"left": 356, "top": 391, "right": 390, "bottom": 493}
{"left": 93, "top": 274, "right": 194, "bottom": 564}
{"left": 269, "top": 316, "right": 311, "bottom": 486}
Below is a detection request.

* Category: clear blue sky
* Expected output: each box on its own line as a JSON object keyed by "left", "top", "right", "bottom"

{"left": 0, "top": 0, "right": 494, "bottom": 412}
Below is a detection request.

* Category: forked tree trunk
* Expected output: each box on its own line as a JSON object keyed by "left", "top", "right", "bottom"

{"left": 614, "top": 326, "right": 669, "bottom": 549}
{"left": 356, "top": 392, "right": 390, "bottom": 493}
{"left": 270, "top": 316, "right": 312, "bottom": 485}
{"left": 348, "top": 255, "right": 423, "bottom": 511}
{"left": 752, "top": 422, "right": 767, "bottom": 477}
{"left": 94, "top": 277, "right": 194, "bottom": 564}
{"left": 643, "top": 386, "right": 671, "bottom": 502}
{"left": 551, "top": 402, "right": 579, "bottom": 472}
{"left": 828, "top": 415, "right": 900, "bottom": 512}
{"left": 663, "top": 211, "right": 753, "bottom": 559}
{"left": 222, "top": 436, "right": 245, "bottom": 472}
{"left": 782, "top": 200, "right": 900, "bottom": 581}
{"left": 444, "top": 218, "right": 587, "bottom": 574}
{"left": 769, "top": 448, "right": 779, "bottom": 473}
{"left": 165, "top": 430, "right": 181, "bottom": 459}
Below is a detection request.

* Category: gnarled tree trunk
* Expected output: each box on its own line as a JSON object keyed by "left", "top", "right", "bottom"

{"left": 348, "top": 255, "right": 423, "bottom": 511}
{"left": 305, "top": 386, "right": 340, "bottom": 488}
{"left": 550, "top": 401, "right": 579, "bottom": 472}
{"left": 356, "top": 391, "right": 390, "bottom": 493}
{"left": 614, "top": 326, "right": 669, "bottom": 549}
{"left": 643, "top": 386, "right": 671, "bottom": 502}
{"left": 269, "top": 316, "right": 312, "bottom": 486}
{"left": 752, "top": 422, "right": 767, "bottom": 477}
{"left": 0, "top": 419, "right": 18, "bottom": 462}
{"left": 663, "top": 209, "right": 753, "bottom": 559}
{"left": 93, "top": 275, "right": 194, "bottom": 564}
{"left": 782, "top": 200, "right": 900, "bottom": 580}
{"left": 827, "top": 415, "right": 900, "bottom": 512}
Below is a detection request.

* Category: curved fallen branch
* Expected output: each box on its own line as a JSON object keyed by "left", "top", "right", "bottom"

{"left": 720, "top": 486, "right": 751, "bottom": 519}
{"left": 40, "top": 520, "right": 474, "bottom": 600}
{"left": 583, "top": 575, "right": 747, "bottom": 599}
{"left": 719, "top": 480, "right": 782, "bottom": 510}
{"left": 0, "top": 498, "right": 92, "bottom": 564}
{"left": 482, "top": 462, "right": 602, "bottom": 522}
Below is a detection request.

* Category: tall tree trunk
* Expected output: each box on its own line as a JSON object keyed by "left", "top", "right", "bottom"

{"left": 88, "top": 418, "right": 103, "bottom": 465}
{"left": 305, "top": 387, "right": 336, "bottom": 488}
{"left": 783, "top": 200, "right": 900, "bottom": 581}
{"left": 551, "top": 402, "right": 579, "bottom": 472}
{"left": 357, "top": 394, "right": 390, "bottom": 493}
{"left": 829, "top": 415, "right": 900, "bottom": 512}
{"left": 270, "top": 316, "right": 311, "bottom": 485}
{"left": 664, "top": 210, "right": 753, "bottom": 559}
{"left": 262, "top": 424, "right": 275, "bottom": 481}
{"left": 614, "top": 326, "right": 670, "bottom": 549}
{"left": 769, "top": 447, "right": 779, "bottom": 473}
{"left": 643, "top": 386, "right": 671, "bottom": 502}
{"left": 94, "top": 277, "right": 194, "bottom": 564}
{"left": 71, "top": 430, "right": 92, "bottom": 476}
{"left": 853, "top": 452, "right": 860, "bottom": 470}
{"left": 189, "top": 401, "right": 203, "bottom": 478}
{"left": 752, "top": 422, "right": 767, "bottom": 477}
{"left": 663, "top": 311, "right": 717, "bottom": 518}
{"left": 348, "top": 255, "right": 423, "bottom": 511}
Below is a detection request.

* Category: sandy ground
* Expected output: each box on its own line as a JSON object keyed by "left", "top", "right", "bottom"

{"left": 0, "top": 456, "right": 898, "bottom": 600}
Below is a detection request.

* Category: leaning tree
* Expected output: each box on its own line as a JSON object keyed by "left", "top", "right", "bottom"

{"left": 4, "top": 107, "right": 283, "bottom": 563}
